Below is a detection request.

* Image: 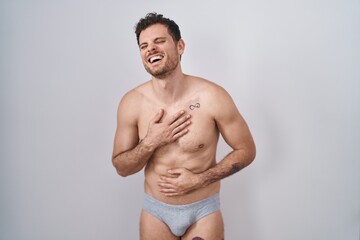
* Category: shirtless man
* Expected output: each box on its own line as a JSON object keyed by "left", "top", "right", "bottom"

{"left": 112, "top": 13, "right": 256, "bottom": 240}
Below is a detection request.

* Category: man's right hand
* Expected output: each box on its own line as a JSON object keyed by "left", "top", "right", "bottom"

{"left": 143, "top": 109, "right": 191, "bottom": 149}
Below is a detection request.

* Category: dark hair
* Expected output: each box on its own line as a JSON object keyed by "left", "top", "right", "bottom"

{"left": 134, "top": 12, "right": 181, "bottom": 45}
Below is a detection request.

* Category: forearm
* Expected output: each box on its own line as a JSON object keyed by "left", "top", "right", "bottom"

{"left": 199, "top": 148, "right": 255, "bottom": 187}
{"left": 112, "top": 138, "right": 156, "bottom": 177}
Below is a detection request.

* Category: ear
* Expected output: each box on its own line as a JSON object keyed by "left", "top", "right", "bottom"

{"left": 177, "top": 39, "right": 185, "bottom": 55}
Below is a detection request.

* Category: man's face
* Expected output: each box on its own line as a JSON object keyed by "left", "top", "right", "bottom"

{"left": 138, "top": 24, "right": 184, "bottom": 78}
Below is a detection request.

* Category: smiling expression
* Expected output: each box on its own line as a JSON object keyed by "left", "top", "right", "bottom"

{"left": 139, "top": 24, "right": 184, "bottom": 78}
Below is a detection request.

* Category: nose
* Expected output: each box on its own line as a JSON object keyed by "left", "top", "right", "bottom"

{"left": 147, "top": 43, "right": 157, "bottom": 52}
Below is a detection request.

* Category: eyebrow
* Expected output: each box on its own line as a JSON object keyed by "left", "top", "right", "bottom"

{"left": 154, "top": 37, "right": 166, "bottom": 41}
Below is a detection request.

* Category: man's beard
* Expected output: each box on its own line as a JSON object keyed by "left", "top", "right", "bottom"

{"left": 144, "top": 56, "right": 179, "bottom": 79}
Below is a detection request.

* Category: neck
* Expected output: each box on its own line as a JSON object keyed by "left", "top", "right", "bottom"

{"left": 151, "top": 69, "right": 187, "bottom": 104}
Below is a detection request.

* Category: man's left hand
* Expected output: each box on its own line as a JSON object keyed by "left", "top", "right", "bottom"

{"left": 158, "top": 168, "right": 203, "bottom": 197}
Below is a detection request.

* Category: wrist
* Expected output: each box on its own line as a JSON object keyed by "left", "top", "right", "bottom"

{"left": 140, "top": 137, "right": 157, "bottom": 152}
{"left": 197, "top": 171, "right": 209, "bottom": 188}
{"left": 198, "top": 169, "right": 218, "bottom": 188}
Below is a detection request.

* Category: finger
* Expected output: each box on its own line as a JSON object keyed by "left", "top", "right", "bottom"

{"left": 159, "top": 188, "right": 178, "bottom": 193}
{"left": 151, "top": 109, "right": 164, "bottom": 123}
{"left": 164, "top": 192, "right": 183, "bottom": 197}
{"left": 168, "top": 110, "right": 186, "bottom": 125}
{"left": 167, "top": 168, "right": 184, "bottom": 175}
{"left": 157, "top": 182, "right": 175, "bottom": 189}
{"left": 171, "top": 118, "right": 191, "bottom": 134}
{"left": 172, "top": 128, "right": 189, "bottom": 141}
{"left": 159, "top": 176, "right": 176, "bottom": 183}
{"left": 170, "top": 115, "right": 191, "bottom": 129}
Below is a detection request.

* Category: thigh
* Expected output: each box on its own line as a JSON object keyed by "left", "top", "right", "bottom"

{"left": 181, "top": 211, "right": 224, "bottom": 240}
{"left": 140, "top": 210, "right": 180, "bottom": 240}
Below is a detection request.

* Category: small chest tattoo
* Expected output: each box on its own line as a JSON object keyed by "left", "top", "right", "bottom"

{"left": 189, "top": 103, "right": 200, "bottom": 110}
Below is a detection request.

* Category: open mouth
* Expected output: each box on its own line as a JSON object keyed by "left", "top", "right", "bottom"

{"left": 148, "top": 55, "right": 163, "bottom": 64}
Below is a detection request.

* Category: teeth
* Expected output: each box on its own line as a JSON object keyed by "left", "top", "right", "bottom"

{"left": 149, "top": 56, "right": 162, "bottom": 63}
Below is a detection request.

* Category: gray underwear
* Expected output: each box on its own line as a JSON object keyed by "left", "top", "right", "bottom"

{"left": 143, "top": 193, "right": 220, "bottom": 237}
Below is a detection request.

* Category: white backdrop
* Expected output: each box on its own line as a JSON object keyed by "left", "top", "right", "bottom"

{"left": 1, "top": 1, "right": 359, "bottom": 239}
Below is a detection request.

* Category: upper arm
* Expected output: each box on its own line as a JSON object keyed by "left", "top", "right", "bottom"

{"left": 112, "top": 91, "right": 140, "bottom": 159}
{"left": 210, "top": 86, "right": 255, "bottom": 155}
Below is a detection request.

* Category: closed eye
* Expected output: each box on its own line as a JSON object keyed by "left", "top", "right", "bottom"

{"left": 154, "top": 37, "right": 166, "bottom": 44}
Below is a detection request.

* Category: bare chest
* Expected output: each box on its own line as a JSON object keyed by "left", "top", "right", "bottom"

{"left": 137, "top": 100, "right": 218, "bottom": 154}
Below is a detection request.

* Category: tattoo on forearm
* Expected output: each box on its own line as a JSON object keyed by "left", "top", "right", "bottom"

{"left": 203, "top": 162, "right": 246, "bottom": 185}
{"left": 189, "top": 103, "right": 200, "bottom": 110}
{"left": 229, "top": 162, "right": 244, "bottom": 175}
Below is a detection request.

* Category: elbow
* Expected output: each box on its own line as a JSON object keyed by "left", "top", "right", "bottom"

{"left": 114, "top": 165, "right": 131, "bottom": 177}
{"left": 116, "top": 169, "right": 130, "bottom": 177}
{"left": 248, "top": 150, "right": 256, "bottom": 165}
{"left": 112, "top": 156, "right": 130, "bottom": 177}
{"left": 248, "top": 143, "right": 256, "bottom": 164}
{"left": 244, "top": 142, "right": 256, "bottom": 166}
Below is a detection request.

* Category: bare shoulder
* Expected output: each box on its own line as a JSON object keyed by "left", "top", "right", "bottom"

{"left": 187, "top": 75, "right": 233, "bottom": 103}
{"left": 187, "top": 75, "right": 229, "bottom": 93}
{"left": 117, "top": 81, "right": 152, "bottom": 121}
{"left": 186, "top": 75, "right": 238, "bottom": 120}
{"left": 119, "top": 80, "right": 153, "bottom": 105}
